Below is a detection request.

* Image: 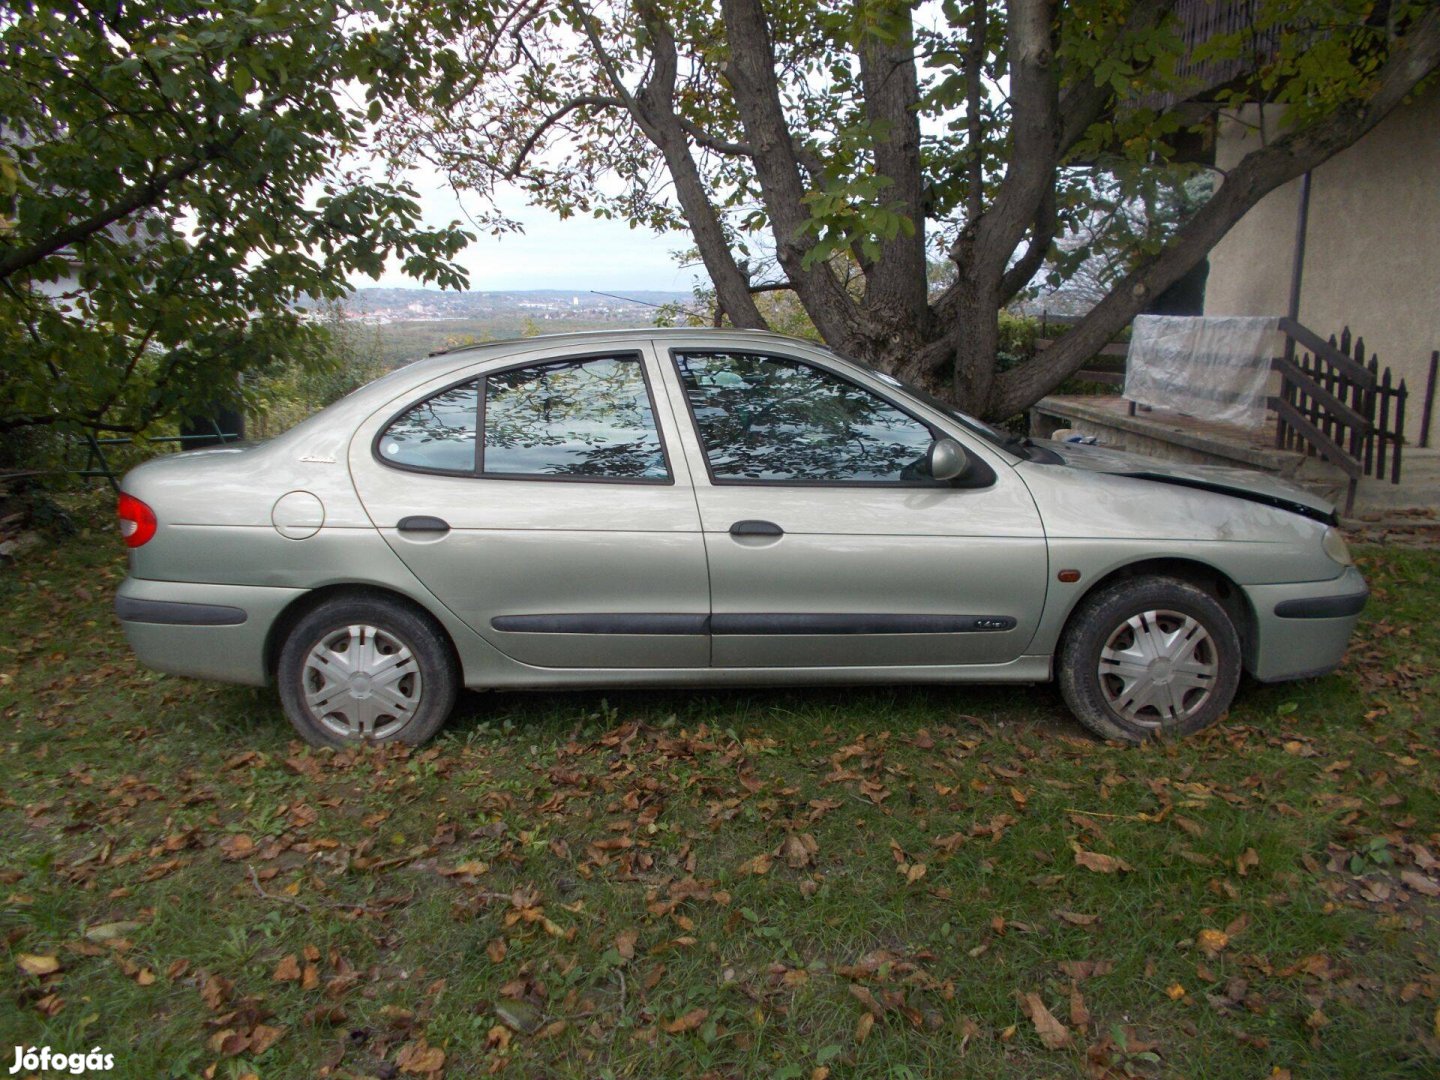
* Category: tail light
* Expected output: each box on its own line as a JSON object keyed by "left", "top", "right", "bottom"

{"left": 117, "top": 492, "right": 157, "bottom": 548}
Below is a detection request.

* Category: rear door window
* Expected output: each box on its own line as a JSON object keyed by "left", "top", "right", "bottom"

{"left": 377, "top": 354, "right": 669, "bottom": 482}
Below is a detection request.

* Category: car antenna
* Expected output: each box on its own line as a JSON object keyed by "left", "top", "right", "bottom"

{"left": 589, "top": 290, "right": 712, "bottom": 324}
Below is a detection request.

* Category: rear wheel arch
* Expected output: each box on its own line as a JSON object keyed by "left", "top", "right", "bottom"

{"left": 264, "top": 583, "right": 461, "bottom": 684}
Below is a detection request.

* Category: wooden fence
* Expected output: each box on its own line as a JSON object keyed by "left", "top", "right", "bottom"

{"left": 1035, "top": 312, "right": 1433, "bottom": 515}
{"left": 1272, "top": 320, "right": 1409, "bottom": 512}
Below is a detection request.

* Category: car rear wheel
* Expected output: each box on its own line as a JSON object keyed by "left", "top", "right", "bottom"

{"left": 277, "top": 595, "right": 457, "bottom": 747}
{"left": 1058, "top": 576, "right": 1241, "bottom": 743}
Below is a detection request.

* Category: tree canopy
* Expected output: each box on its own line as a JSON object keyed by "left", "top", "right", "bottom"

{"left": 386, "top": 0, "right": 1440, "bottom": 418}
{"left": 0, "top": 0, "right": 471, "bottom": 452}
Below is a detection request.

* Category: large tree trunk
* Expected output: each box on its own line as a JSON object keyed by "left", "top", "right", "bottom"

{"left": 950, "top": 286, "right": 1002, "bottom": 413}
{"left": 719, "top": 0, "right": 862, "bottom": 346}
{"left": 854, "top": 3, "right": 931, "bottom": 357}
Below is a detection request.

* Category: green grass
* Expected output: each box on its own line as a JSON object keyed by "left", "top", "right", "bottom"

{"left": 2, "top": 505, "right": 1438, "bottom": 1078}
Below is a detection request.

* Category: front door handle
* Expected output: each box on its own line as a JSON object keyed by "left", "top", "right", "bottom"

{"left": 397, "top": 515, "right": 450, "bottom": 536}
{"left": 729, "top": 520, "right": 783, "bottom": 537}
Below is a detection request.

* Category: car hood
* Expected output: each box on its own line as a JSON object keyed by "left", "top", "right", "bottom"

{"left": 1034, "top": 439, "right": 1337, "bottom": 524}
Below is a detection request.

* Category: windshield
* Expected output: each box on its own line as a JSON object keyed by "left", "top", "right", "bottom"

{"left": 827, "top": 352, "right": 1032, "bottom": 458}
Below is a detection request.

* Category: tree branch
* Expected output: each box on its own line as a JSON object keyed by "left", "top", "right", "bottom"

{"left": 719, "top": 0, "right": 860, "bottom": 344}
{"left": 565, "top": 1, "right": 767, "bottom": 328}
{"left": 507, "top": 94, "right": 625, "bottom": 178}
{"left": 998, "top": 185, "right": 1055, "bottom": 302}
{"left": 959, "top": 0, "right": 1058, "bottom": 283}
{"left": 0, "top": 138, "right": 235, "bottom": 282}
{"left": 990, "top": 5, "right": 1440, "bottom": 417}
{"left": 1056, "top": 0, "right": 1177, "bottom": 155}
{"left": 856, "top": 1, "right": 929, "bottom": 334}
{"left": 675, "top": 115, "right": 752, "bottom": 156}
{"left": 964, "top": 0, "right": 988, "bottom": 224}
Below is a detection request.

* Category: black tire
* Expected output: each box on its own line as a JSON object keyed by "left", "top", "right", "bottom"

{"left": 1057, "top": 575, "right": 1242, "bottom": 743}
{"left": 276, "top": 594, "right": 458, "bottom": 748}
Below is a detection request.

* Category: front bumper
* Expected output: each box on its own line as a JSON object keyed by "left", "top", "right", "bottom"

{"left": 1242, "top": 565, "right": 1368, "bottom": 682}
{"left": 115, "top": 577, "right": 306, "bottom": 686}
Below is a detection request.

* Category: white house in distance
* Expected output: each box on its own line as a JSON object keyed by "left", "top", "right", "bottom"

{"left": 1203, "top": 76, "right": 1440, "bottom": 448}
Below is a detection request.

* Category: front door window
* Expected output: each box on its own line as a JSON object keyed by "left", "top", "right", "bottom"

{"left": 673, "top": 351, "right": 936, "bottom": 483}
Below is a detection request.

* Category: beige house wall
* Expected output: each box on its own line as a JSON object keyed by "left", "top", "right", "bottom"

{"left": 1204, "top": 84, "right": 1440, "bottom": 446}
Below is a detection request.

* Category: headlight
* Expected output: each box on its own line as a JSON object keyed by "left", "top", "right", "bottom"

{"left": 1322, "top": 527, "right": 1352, "bottom": 566}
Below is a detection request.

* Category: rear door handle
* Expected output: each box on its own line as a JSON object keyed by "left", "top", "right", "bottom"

{"left": 729, "top": 520, "right": 783, "bottom": 537}
{"left": 397, "top": 515, "right": 450, "bottom": 536}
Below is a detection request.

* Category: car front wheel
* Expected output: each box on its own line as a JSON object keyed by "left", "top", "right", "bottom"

{"left": 1058, "top": 576, "right": 1242, "bottom": 743}
{"left": 277, "top": 594, "right": 457, "bottom": 748}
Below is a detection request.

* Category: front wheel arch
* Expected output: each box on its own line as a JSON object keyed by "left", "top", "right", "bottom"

{"left": 1056, "top": 572, "right": 1245, "bottom": 742}
{"left": 1056, "top": 557, "right": 1257, "bottom": 677}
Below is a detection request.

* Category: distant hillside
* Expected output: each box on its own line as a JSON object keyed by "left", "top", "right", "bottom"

{"left": 347, "top": 287, "right": 693, "bottom": 320}
{"left": 342, "top": 287, "right": 699, "bottom": 366}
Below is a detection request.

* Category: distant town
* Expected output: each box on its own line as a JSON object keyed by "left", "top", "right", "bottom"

{"left": 337, "top": 287, "right": 698, "bottom": 364}
{"left": 345, "top": 287, "right": 694, "bottom": 325}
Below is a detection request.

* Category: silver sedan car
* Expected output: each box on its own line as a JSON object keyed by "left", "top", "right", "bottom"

{"left": 115, "top": 329, "right": 1367, "bottom": 745}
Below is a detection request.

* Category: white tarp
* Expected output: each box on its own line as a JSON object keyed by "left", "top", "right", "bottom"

{"left": 1124, "top": 315, "right": 1281, "bottom": 428}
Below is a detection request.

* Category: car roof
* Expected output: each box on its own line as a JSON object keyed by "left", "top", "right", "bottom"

{"left": 283, "top": 327, "right": 837, "bottom": 442}
{"left": 425, "top": 326, "right": 819, "bottom": 359}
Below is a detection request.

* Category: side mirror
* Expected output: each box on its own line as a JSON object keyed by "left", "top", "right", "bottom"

{"left": 927, "top": 437, "right": 971, "bottom": 482}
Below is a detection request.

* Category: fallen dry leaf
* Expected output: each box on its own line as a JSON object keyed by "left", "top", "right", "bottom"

{"left": 615, "top": 929, "right": 638, "bottom": 960}
{"left": 219, "top": 834, "right": 255, "bottom": 860}
{"left": 1173, "top": 815, "right": 1207, "bottom": 838}
{"left": 1165, "top": 983, "right": 1187, "bottom": 1000}
{"left": 737, "top": 853, "right": 774, "bottom": 876}
{"left": 272, "top": 954, "right": 301, "bottom": 982}
{"left": 1058, "top": 959, "right": 1114, "bottom": 981}
{"left": 1057, "top": 910, "right": 1099, "bottom": 926}
{"left": 1401, "top": 870, "right": 1440, "bottom": 897}
{"left": 16, "top": 954, "right": 60, "bottom": 977}
{"left": 249, "top": 1024, "right": 285, "bottom": 1054}
{"left": 1022, "top": 992, "right": 1072, "bottom": 1050}
{"left": 849, "top": 984, "right": 884, "bottom": 1017}
{"left": 663, "top": 1007, "right": 708, "bottom": 1034}
{"left": 778, "top": 832, "right": 819, "bottom": 869}
{"left": 200, "top": 973, "right": 232, "bottom": 1010}
{"left": 1073, "top": 847, "right": 1132, "bottom": 874}
{"left": 442, "top": 860, "right": 489, "bottom": 877}
{"left": 486, "top": 1023, "right": 512, "bottom": 1051}
{"left": 214, "top": 1030, "right": 251, "bottom": 1056}
{"left": 84, "top": 920, "right": 145, "bottom": 943}
{"left": 1069, "top": 983, "right": 1090, "bottom": 1028}
{"left": 855, "top": 1011, "right": 875, "bottom": 1043}
{"left": 395, "top": 1038, "right": 446, "bottom": 1075}
{"left": 494, "top": 999, "right": 543, "bottom": 1034}
{"left": 1197, "top": 928, "right": 1229, "bottom": 956}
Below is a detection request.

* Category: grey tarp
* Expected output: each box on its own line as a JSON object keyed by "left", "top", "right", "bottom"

{"left": 1123, "top": 315, "right": 1281, "bottom": 428}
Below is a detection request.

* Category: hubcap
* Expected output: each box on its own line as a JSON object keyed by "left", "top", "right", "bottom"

{"left": 302, "top": 624, "right": 421, "bottom": 740}
{"left": 1098, "top": 609, "right": 1218, "bottom": 727}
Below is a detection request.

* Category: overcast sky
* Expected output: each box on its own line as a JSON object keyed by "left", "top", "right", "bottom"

{"left": 362, "top": 172, "right": 701, "bottom": 294}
